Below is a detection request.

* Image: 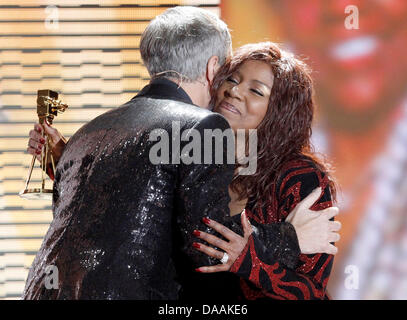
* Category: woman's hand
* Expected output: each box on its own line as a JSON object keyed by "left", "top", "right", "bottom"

{"left": 27, "top": 122, "right": 67, "bottom": 164}
{"left": 193, "top": 210, "right": 253, "bottom": 273}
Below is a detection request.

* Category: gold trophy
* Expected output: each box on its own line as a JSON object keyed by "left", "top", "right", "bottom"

{"left": 19, "top": 90, "right": 68, "bottom": 200}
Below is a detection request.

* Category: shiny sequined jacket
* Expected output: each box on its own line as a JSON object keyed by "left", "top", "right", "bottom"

{"left": 230, "top": 157, "right": 335, "bottom": 300}
{"left": 22, "top": 78, "right": 300, "bottom": 300}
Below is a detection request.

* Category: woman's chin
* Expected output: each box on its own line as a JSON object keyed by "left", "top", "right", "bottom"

{"left": 213, "top": 107, "right": 237, "bottom": 131}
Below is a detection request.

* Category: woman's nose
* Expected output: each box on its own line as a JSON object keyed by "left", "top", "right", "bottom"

{"left": 226, "top": 84, "right": 242, "bottom": 100}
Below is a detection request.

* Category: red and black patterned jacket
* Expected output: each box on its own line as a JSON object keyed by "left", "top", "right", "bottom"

{"left": 230, "top": 157, "right": 334, "bottom": 300}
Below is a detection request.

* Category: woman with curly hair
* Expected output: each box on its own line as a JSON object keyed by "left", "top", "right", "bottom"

{"left": 193, "top": 42, "right": 339, "bottom": 300}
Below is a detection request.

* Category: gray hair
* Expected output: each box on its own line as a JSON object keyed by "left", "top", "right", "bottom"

{"left": 140, "top": 6, "right": 232, "bottom": 82}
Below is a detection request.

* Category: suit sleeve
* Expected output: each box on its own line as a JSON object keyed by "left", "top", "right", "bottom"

{"left": 227, "top": 214, "right": 301, "bottom": 269}
{"left": 173, "top": 112, "right": 235, "bottom": 268}
{"left": 230, "top": 162, "right": 335, "bottom": 299}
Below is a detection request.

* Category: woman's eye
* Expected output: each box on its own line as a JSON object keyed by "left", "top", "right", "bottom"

{"left": 251, "top": 89, "right": 264, "bottom": 97}
{"left": 226, "top": 77, "right": 238, "bottom": 84}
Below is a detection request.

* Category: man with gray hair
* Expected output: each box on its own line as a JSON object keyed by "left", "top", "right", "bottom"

{"left": 23, "top": 6, "right": 339, "bottom": 300}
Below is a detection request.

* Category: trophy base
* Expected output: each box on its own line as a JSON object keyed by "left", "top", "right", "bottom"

{"left": 19, "top": 188, "right": 53, "bottom": 200}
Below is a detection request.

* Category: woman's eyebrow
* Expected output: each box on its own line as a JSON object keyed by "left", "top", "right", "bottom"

{"left": 253, "top": 79, "right": 272, "bottom": 90}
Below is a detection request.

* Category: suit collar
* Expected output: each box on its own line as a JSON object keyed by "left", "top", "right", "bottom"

{"left": 133, "top": 77, "right": 193, "bottom": 105}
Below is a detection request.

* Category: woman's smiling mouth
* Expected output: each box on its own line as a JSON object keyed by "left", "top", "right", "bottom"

{"left": 219, "top": 101, "right": 241, "bottom": 115}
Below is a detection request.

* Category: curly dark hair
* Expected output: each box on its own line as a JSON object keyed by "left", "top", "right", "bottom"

{"left": 210, "top": 42, "right": 336, "bottom": 205}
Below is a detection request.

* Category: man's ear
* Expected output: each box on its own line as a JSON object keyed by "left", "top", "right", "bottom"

{"left": 206, "top": 55, "right": 220, "bottom": 85}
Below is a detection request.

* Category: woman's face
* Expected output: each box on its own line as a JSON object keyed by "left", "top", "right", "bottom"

{"left": 214, "top": 60, "right": 274, "bottom": 131}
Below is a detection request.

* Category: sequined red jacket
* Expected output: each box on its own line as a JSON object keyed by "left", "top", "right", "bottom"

{"left": 230, "top": 157, "right": 334, "bottom": 300}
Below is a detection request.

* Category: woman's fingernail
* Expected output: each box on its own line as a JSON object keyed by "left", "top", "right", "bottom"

{"left": 202, "top": 217, "right": 211, "bottom": 225}
{"left": 40, "top": 138, "right": 45, "bottom": 144}
{"left": 192, "top": 242, "right": 201, "bottom": 249}
{"left": 193, "top": 230, "right": 200, "bottom": 237}
{"left": 36, "top": 150, "right": 41, "bottom": 154}
{"left": 195, "top": 268, "right": 202, "bottom": 273}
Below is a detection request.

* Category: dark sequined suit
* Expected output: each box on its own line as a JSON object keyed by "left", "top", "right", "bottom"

{"left": 22, "top": 78, "right": 300, "bottom": 300}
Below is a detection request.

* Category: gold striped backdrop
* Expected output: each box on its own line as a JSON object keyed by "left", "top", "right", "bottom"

{"left": 0, "top": 0, "right": 220, "bottom": 299}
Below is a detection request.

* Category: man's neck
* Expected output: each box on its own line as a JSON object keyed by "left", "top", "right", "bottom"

{"left": 168, "top": 78, "right": 209, "bottom": 109}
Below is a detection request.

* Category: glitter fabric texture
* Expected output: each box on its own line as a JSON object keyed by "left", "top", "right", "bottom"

{"left": 22, "top": 79, "right": 236, "bottom": 300}
{"left": 22, "top": 79, "right": 303, "bottom": 300}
